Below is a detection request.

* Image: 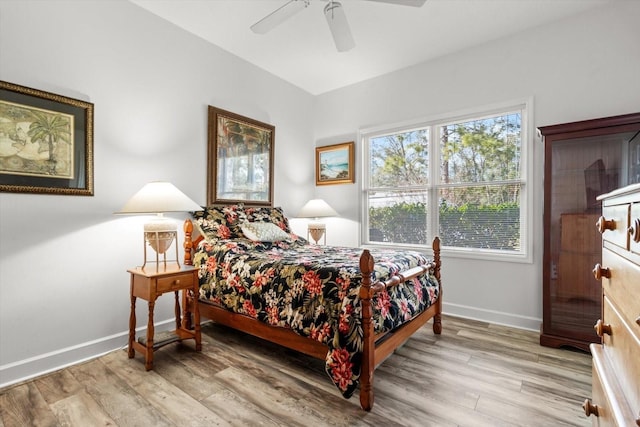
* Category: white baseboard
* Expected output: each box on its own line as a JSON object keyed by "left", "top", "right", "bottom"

{"left": 443, "top": 302, "right": 542, "bottom": 332}
{"left": 0, "top": 319, "right": 175, "bottom": 389}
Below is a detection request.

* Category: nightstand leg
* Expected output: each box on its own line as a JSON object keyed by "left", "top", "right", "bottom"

{"left": 174, "top": 291, "right": 181, "bottom": 331}
{"left": 128, "top": 295, "right": 136, "bottom": 359}
{"left": 145, "top": 300, "right": 155, "bottom": 371}
{"left": 182, "top": 290, "right": 192, "bottom": 330}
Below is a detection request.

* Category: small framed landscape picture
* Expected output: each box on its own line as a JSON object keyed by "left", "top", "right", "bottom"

{"left": 315, "top": 141, "right": 354, "bottom": 186}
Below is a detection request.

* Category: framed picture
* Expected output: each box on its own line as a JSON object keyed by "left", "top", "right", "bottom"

{"left": 208, "top": 106, "right": 274, "bottom": 206}
{"left": 316, "top": 141, "right": 355, "bottom": 185}
{"left": 0, "top": 81, "right": 94, "bottom": 196}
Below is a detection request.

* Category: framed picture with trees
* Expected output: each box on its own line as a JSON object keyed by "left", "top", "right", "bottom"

{"left": 207, "top": 106, "right": 275, "bottom": 206}
{"left": 0, "top": 80, "right": 94, "bottom": 196}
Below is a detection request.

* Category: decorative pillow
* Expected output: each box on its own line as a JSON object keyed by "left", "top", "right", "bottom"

{"left": 191, "top": 204, "right": 245, "bottom": 240}
{"left": 240, "top": 221, "right": 290, "bottom": 242}
{"left": 242, "top": 206, "right": 291, "bottom": 232}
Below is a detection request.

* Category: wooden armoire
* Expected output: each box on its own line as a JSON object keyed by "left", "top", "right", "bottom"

{"left": 538, "top": 112, "right": 640, "bottom": 352}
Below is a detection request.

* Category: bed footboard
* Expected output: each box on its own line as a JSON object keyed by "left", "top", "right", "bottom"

{"left": 357, "top": 237, "right": 441, "bottom": 411}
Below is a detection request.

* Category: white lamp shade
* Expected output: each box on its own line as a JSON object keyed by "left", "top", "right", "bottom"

{"left": 297, "top": 199, "right": 338, "bottom": 218}
{"left": 117, "top": 181, "right": 202, "bottom": 214}
{"left": 116, "top": 182, "right": 202, "bottom": 267}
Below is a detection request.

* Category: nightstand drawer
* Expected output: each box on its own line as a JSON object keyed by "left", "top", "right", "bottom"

{"left": 156, "top": 271, "right": 195, "bottom": 293}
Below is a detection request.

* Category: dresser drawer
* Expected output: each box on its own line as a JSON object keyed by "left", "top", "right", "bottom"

{"left": 156, "top": 271, "right": 195, "bottom": 293}
{"left": 600, "top": 203, "right": 629, "bottom": 250}
{"left": 590, "top": 347, "right": 615, "bottom": 427}
{"left": 601, "top": 296, "right": 640, "bottom": 417}
{"left": 589, "top": 343, "right": 637, "bottom": 426}
{"left": 602, "top": 248, "right": 640, "bottom": 336}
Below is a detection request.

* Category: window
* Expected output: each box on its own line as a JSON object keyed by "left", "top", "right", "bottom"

{"left": 362, "top": 103, "right": 529, "bottom": 259}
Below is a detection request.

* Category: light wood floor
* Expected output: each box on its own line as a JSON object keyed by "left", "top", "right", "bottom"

{"left": 0, "top": 315, "right": 592, "bottom": 426}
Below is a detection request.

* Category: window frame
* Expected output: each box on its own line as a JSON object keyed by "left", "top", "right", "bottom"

{"left": 360, "top": 98, "right": 534, "bottom": 263}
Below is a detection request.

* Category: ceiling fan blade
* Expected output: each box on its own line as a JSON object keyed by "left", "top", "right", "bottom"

{"left": 366, "top": 0, "right": 427, "bottom": 7}
{"left": 324, "top": 1, "right": 355, "bottom": 52}
{"left": 250, "top": 0, "right": 309, "bottom": 34}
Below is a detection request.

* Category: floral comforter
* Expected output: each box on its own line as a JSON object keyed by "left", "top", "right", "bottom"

{"left": 192, "top": 236, "right": 439, "bottom": 398}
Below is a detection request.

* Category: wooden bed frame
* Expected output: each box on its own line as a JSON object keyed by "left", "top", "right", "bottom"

{"left": 182, "top": 219, "right": 442, "bottom": 411}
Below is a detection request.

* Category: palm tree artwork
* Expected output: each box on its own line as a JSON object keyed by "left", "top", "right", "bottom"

{"left": 27, "top": 110, "right": 72, "bottom": 176}
{"left": 0, "top": 102, "right": 73, "bottom": 178}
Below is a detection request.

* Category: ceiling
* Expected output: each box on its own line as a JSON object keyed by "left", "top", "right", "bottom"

{"left": 130, "top": 0, "right": 610, "bottom": 95}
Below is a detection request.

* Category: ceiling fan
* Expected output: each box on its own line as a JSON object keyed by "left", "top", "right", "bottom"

{"left": 250, "top": 0, "right": 427, "bottom": 52}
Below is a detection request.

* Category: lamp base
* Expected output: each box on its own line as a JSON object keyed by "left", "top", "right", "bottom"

{"left": 142, "top": 220, "right": 180, "bottom": 272}
{"left": 308, "top": 223, "right": 326, "bottom": 245}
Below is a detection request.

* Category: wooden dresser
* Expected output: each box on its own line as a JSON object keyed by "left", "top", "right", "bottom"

{"left": 584, "top": 183, "right": 640, "bottom": 426}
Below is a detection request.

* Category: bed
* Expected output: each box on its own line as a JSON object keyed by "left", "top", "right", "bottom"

{"left": 182, "top": 204, "right": 442, "bottom": 411}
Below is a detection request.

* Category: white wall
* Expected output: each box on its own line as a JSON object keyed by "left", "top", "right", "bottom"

{"left": 313, "top": 1, "right": 640, "bottom": 328}
{"left": 0, "top": 0, "right": 315, "bottom": 386}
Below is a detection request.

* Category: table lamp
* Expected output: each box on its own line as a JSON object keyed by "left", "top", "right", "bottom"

{"left": 117, "top": 181, "right": 202, "bottom": 271}
{"left": 297, "top": 198, "right": 338, "bottom": 244}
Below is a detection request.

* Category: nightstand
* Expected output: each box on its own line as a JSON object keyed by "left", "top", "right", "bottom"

{"left": 127, "top": 263, "right": 201, "bottom": 370}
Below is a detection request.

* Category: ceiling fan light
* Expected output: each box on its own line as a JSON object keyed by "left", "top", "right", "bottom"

{"left": 324, "top": 1, "right": 355, "bottom": 52}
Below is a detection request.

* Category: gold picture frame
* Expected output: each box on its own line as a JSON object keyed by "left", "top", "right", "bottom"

{"left": 316, "top": 141, "right": 355, "bottom": 185}
{"left": 0, "top": 80, "right": 94, "bottom": 196}
{"left": 207, "top": 106, "right": 274, "bottom": 206}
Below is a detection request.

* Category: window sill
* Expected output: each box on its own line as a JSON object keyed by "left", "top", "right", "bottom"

{"left": 362, "top": 242, "right": 532, "bottom": 264}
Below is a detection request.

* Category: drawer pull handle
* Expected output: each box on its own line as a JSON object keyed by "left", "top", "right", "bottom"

{"left": 592, "top": 264, "right": 611, "bottom": 280}
{"left": 629, "top": 218, "right": 640, "bottom": 243}
{"left": 582, "top": 399, "right": 599, "bottom": 417}
{"left": 596, "top": 216, "right": 616, "bottom": 234}
{"left": 173, "top": 279, "right": 181, "bottom": 286}
{"left": 594, "top": 319, "right": 612, "bottom": 337}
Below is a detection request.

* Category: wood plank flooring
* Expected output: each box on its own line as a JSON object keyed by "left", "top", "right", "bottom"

{"left": 0, "top": 315, "right": 593, "bottom": 426}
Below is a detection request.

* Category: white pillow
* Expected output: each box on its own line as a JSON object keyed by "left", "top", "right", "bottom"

{"left": 240, "top": 222, "right": 290, "bottom": 242}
